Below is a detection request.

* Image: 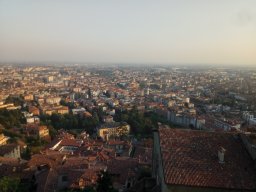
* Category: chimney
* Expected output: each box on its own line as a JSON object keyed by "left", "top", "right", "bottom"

{"left": 218, "top": 147, "right": 226, "bottom": 163}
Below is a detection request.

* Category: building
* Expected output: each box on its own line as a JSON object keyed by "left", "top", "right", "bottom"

{"left": 38, "top": 125, "right": 50, "bottom": 139}
{"left": 26, "top": 116, "right": 40, "bottom": 124}
{"left": 27, "top": 154, "right": 99, "bottom": 191}
{"left": 98, "top": 122, "right": 130, "bottom": 141}
{"left": 23, "top": 124, "right": 50, "bottom": 140}
{"left": 107, "top": 157, "right": 138, "bottom": 191}
{"left": 45, "top": 97, "right": 61, "bottom": 105}
{"left": 47, "top": 76, "right": 54, "bottom": 82}
{"left": 44, "top": 106, "right": 69, "bottom": 115}
{"left": 243, "top": 112, "right": 256, "bottom": 126}
{"left": 48, "top": 137, "right": 82, "bottom": 153}
{"left": 57, "top": 106, "right": 69, "bottom": 115}
{"left": 29, "top": 106, "right": 40, "bottom": 116}
{"left": 0, "top": 133, "right": 9, "bottom": 146}
{"left": 167, "top": 110, "right": 197, "bottom": 128}
{"left": 152, "top": 126, "right": 256, "bottom": 192}
{"left": 214, "top": 118, "right": 241, "bottom": 131}
{"left": 72, "top": 107, "right": 86, "bottom": 115}
{"left": 103, "top": 115, "right": 114, "bottom": 123}
{"left": 58, "top": 139, "right": 82, "bottom": 153}
{"left": 107, "top": 140, "right": 126, "bottom": 155}
{"left": 0, "top": 103, "right": 15, "bottom": 109}
{"left": 0, "top": 144, "right": 21, "bottom": 158}
{"left": 24, "top": 94, "right": 34, "bottom": 101}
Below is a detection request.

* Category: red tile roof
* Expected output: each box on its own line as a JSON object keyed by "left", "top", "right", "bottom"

{"left": 60, "top": 139, "right": 81, "bottom": 147}
{"left": 158, "top": 128, "right": 256, "bottom": 190}
{"left": 108, "top": 140, "right": 125, "bottom": 146}
{"left": 133, "top": 146, "right": 152, "bottom": 165}
{"left": 107, "top": 157, "right": 138, "bottom": 185}
{"left": 28, "top": 153, "right": 65, "bottom": 168}
{"left": 29, "top": 155, "right": 102, "bottom": 191}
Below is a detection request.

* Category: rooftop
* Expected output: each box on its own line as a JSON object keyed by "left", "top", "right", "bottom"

{"left": 0, "top": 144, "right": 19, "bottom": 156}
{"left": 158, "top": 128, "right": 256, "bottom": 190}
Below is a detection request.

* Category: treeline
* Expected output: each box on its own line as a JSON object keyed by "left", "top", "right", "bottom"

{"left": 5, "top": 95, "right": 25, "bottom": 106}
{"left": 0, "top": 109, "right": 26, "bottom": 128}
{"left": 114, "top": 107, "right": 168, "bottom": 137}
{"left": 0, "top": 176, "right": 37, "bottom": 192}
{"left": 40, "top": 112, "right": 100, "bottom": 135}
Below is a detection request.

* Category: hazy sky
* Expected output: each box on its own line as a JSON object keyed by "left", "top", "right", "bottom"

{"left": 0, "top": 0, "right": 256, "bottom": 66}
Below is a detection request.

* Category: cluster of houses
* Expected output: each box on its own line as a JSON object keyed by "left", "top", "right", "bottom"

{"left": 1, "top": 66, "right": 256, "bottom": 191}
{"left": 0, "top": 128, "right": 153, "bottom": 192}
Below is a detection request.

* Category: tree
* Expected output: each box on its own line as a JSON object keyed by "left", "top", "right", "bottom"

{"left": 139, "top": 81, "right": 146, "bottom": 89}
{"left": 0, "top": 176, "right": 20, "bottom": 192}
{"left": 21, "top": 147, "right": 31, "bottom": 160}
{"left": 5, "top": 95, "right": 24, "bottom": 106}
{"left": 0, "top": 109, "right": 26, "bottom": 128}
{"left": 92, "top": 112, "right": 99, "bottom": 124}
{"left": 48, "top": 125, "right": 57, "bottom": 138}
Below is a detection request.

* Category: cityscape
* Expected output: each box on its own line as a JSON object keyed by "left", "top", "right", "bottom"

{"left": 1, "top": 1, "right": 256, "bottom": 192}
{"left": 0, "top": 64, "right": 255, "bottom": 191}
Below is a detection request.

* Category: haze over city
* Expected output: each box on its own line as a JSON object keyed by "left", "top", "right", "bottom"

{"left": 1, "top": 1, "right": 256, "bottom": 192}
{"left": 0, "top": 0, "right": 256, "bottom": 66}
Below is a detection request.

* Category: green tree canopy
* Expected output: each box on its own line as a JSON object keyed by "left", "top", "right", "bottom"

{"left": 0, "top": 176, "right": 20, "bottom": 192}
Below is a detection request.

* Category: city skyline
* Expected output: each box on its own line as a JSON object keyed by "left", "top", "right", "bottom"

{"left": 1, "top": 0, "right": 256, "bottom": 66}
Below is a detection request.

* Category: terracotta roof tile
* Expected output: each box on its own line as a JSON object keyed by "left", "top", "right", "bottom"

{"left": 107, "top": 157, "right": 138, "bottom": 185}
{"left": 158, "top": 128, "right": 256, "bottom": 190}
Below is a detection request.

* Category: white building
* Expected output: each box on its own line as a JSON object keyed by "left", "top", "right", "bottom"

{"left": 243, "top": 112, "right": 256, "bottom": 125}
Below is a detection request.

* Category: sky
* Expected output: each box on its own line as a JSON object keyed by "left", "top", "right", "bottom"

{"left": 0, "top": 0, "right": 256, "bottom": 66}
